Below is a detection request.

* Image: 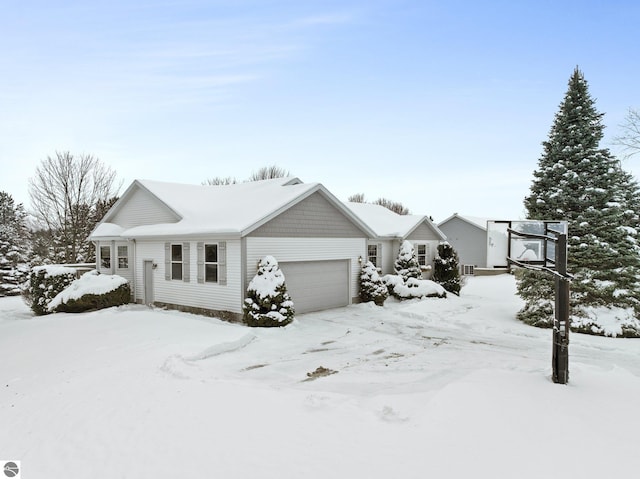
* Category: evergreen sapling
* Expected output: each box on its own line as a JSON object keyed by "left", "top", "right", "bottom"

{"left": 243, "top": 256, "right": 295, "bottom": 327}
{"left": 433, "top": 242, "right": 461, "bottom": 295}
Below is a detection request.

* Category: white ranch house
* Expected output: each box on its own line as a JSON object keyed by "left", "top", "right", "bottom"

{"left": 344, "top": 202, "right": 446, "bottom": 278}
{"left": 89, "top": 177, "right": 443, "bottom": 319}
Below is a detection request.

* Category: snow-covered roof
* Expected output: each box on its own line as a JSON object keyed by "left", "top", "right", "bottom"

{"left": 344, "top": 202, "right": 446, "bottom": 240}
{"left": 438, "top": 213, "right": 489, "bottom": 231}
{"left": 91, "top": 177, "right": 374, "bottom": 239}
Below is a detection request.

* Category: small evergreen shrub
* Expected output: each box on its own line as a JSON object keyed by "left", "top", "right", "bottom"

{"left": 25, "top": 266, "right": 77, "bottom": 316}
{"left": 48, "top": 270, "right": 130, "bottom": 313}
{"left": 383, "top": 274, "right": 446, "bottom": 300}
{"left": 243, "top": 256, "right": 295, "bottom": 327}
{"left": 394, "top": 240, "right": 422, "bottom": 282}
{"left": 433, "top": 242, "right": 461, "bottom": 295}
{"left": 359, "top": 261, "right": 388, "bottom": 306}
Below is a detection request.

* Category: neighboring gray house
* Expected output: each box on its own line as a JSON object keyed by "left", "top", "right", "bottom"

{"left": 437, "top": 213, "right": 489, "bottom": 275}
{"left": 345, "top": 202, "right": 446, "bottom": 278}
{"left": 89, "top": 177, "right": 376, "bottom": 319}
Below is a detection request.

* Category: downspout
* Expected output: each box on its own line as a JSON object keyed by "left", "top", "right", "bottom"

{"left": 131, "top": 238, "right": 137, "bottom": 302}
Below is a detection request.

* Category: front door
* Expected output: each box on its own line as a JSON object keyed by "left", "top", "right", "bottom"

{"left": 143, "top": 260, "right": 154, "bottom": 306}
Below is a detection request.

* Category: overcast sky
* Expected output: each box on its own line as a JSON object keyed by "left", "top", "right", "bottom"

{"left": 1, "top": 0, "right": 639, "bottom": 222}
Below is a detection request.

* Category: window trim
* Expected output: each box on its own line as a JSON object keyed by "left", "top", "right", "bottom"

{"left": 415, "top": 243, "right": 428, "bottom": 267}
{"left": 204, "top": 243, "right": 219, "bottom": 283}
{"left": 171, "top": 243, "right": 183, "bottom": 280}
{"left": 100, "top": 245, "right": 111, "bottom": 269}
{"left": 367, "top": 244, "right": 378, "bottom": 266}
{"left": 463, "top": 264, "right": 475, "bottom": 276}
{"left": 117, "top": 245, "right": 129, "bottom": 270}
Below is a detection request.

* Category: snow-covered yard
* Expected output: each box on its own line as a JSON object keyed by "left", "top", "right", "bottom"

{"left": 1, "top": 275, "right": 639, "bottom": 478}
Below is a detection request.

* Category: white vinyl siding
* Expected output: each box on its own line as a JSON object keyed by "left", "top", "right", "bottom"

{"left": 110, "top": 185, "right": 179, "bottom": 228}
{"left": 135, "top": 240, "right": 241, "bottom": 313}
{"left": 245, "top": 237, "right": 366, "bottom": 306}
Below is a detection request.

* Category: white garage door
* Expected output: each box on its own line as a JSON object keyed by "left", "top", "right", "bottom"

{"left": 279, "top": 260, "right": 350, "bottom": 314}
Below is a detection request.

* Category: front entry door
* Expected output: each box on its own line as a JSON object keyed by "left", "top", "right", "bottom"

{"left": 143, "top": 260, "right": 154, "bottom": 306}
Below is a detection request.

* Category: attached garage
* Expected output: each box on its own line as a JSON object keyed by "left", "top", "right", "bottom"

{"left": 279, "top": 260, "right": 350, "bottom": 314}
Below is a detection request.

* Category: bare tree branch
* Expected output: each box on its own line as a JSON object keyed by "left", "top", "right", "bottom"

{"left": 203, "top": 176, "right": 238, "bottom": 185}
{"left": 347, "top": 193, "right": 366, "bottom": 203}
{"left": 247, "top": 165, "right": 290, "bottom": 181}
{"left": 613, "top": 108, "right": 640, "bottom": 158}
{"left": 28, "top": 151, "right": 121, "bottom": 263}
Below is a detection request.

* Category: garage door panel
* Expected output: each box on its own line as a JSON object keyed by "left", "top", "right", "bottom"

{"left": 279, "top": 260, "right": 349, "bottom": 314}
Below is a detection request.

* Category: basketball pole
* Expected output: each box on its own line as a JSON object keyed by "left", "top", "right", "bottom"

{"left": 552, "top": 233, "right": 570, "bottom": 384}
{"left": 506, "top": 225, "right": 571, "bottom": 384}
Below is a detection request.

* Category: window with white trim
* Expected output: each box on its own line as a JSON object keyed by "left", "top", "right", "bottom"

{"left": 117, "top": 245, "right": 128, "bottom": 269}
{"left": 367, "top": 244, "right": 378, "bottom": 265}
{"left": 416, "top": 244, "right": 427, "bottom": 266}
{"left": 205, "top": 244, "right": 218, "bottom": 282}
{"left": 463, "top": 264, "right": 475, "bottom": 275}
{"left": 100, "top": 246, "right": 111, "bottom": 269}
{"left": 171, "top": 244, "right": 183, "bottom": 280}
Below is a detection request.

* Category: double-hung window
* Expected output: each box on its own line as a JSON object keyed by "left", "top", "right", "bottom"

{"left": 171, "top": 244, "right": 183, "bottom": 280}
{"left": 367, "top": 244, "right": 378, "bottom": 266}
{"left": 205, "top": 244, "right": 218, "bottom": 282}
{"left": 416, "top": 244, "right": 428, "bottom": 267}
{"left": 100, "top": 246, "right": 111, "bottom": 269}
{"left": 117, "top": 246, "right": 128, "bottom": 269}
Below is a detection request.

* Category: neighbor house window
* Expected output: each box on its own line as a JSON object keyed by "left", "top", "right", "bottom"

{"left": 463, "top": 264, "right": 475, "bottom": 276}
{"left": 171, "top": 244, "right": 183, "bottom": 280}
{"left": 416, "top": 244, "right": 427, "bottom": 266}
{"left": 205, "top": 244, "right": 218, "bottom": 282}
{"left": 367, "top": 244, "right": 378, "bottom": 265}
{"left": 117, "top": 245, "right": 128, "bottom": 269}
{"left": 100, "top": 246, "right": 111, "bottom": 269}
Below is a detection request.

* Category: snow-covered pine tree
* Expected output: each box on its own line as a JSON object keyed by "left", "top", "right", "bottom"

{"left": 243, "top": 255, "right": 295, "bottom": 327}
{"left": 519, "top": 67, "right": 640, "bottom": 337}
{"left": 359, "top": 261, "right": 388, "bottom": 306}
{"left": 394, "top": 240, "right": 422, "bottom": 282}
{"left": 0, "top": 192, "right": 31, "bottom": 296}
{"left": 433, "top": 242, "right": 461, "bottom": 295}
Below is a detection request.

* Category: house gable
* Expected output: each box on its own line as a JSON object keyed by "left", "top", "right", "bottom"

{"left": 406, "top": 221, "right": 443, "bottom": 241}
{"left": 108, "top": 183, "right": 180, "bottom": 229}
{"left": 248, "top": 191, "right": 366, "bottom": 238}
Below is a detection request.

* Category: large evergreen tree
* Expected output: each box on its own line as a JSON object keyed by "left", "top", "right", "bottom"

{"left": 518, "top": 67, "right": 640, "bottom": 336}
{"left": 0, "top": 192, "right": 31, "bottom": 296}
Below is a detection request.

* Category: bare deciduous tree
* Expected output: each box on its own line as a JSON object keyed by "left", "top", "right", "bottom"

{"left": 347, "top": 193, "right": 409, "bottom": 214}
{"left": 28, "top": 151, "right": 121, "bottom": 263}
{"left": 373, "top": 198, "right": 410, "bottom": 215}
{"left": 203, "top": 176, "right": 238, "bottom": 186}
{"left": 247, "top": 165, "right": 290, "bottom": 182}
{"left": 614, "top": 108, "right": 640, "bottom": 158}
{"left": 347, "top": 193, "right": 366, "bottom": 203}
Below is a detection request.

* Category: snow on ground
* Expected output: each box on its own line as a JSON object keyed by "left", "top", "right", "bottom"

{"left": 1, "top": 275, "right": 640, "bottom": 478}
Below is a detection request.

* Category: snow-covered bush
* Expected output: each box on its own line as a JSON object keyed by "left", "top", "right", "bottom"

{"left": 359, "top": 261, "right": 388, "bottom": 306}
{"left": 243, "top": 256, "right": 295, "bottom": 327}
{"left": 48, "top": 270, "right": 130, "bottom": 313}
{"left": 25, "top": 266, "right": 77, "bottom": 316}
{"left": 394, "top": 240, "right": 422, "bottom": 282}
{"left": 433, "top": 242, "right": 461, "bottom": 296}
{"left": 383, "top": 274, "right": 446, "bottom": 300}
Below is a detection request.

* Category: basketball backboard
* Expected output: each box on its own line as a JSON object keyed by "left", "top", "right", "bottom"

{"left": 486, "top": 220, "right": 568, "bottom": 269}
